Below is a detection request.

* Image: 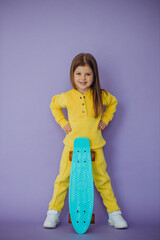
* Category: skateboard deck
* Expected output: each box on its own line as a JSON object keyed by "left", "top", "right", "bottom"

{"left": 69, "top": 137, "right": 94, "bottom": 234}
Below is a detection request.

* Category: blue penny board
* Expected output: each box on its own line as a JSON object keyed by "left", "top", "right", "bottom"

{"left": 69, "top": 137, "right": 94, "bottom": 234}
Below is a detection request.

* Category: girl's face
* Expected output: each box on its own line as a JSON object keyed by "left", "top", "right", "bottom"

{"left": 73, "top": 64, "right": 94, "bottom": 94}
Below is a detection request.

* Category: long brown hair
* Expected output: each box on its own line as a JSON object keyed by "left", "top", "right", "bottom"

{"left": 70, "top": 53, "right": 106, "bottom": 118}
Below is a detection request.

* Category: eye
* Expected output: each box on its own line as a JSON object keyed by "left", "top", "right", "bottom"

{"left": 86, "top": 73, "right": 91, "bottom": 76}
{"left": 76, "top": 72, "right": 81, "bottom": 75}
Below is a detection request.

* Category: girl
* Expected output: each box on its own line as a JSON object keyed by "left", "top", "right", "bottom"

{"left": 43, "top": 53, "right": 128, "bottom": 229}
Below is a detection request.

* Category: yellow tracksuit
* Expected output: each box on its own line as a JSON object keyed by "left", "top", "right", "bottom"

{"left": 48, "top": 88, "right": 120, "bottom": 213}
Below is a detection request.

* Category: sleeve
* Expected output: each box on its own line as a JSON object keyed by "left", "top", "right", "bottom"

{"left": 50, "top": 93, "right": 69, "bottom": 128}
{"left": 101, "top": 90, "right": 118, "bottom": 126}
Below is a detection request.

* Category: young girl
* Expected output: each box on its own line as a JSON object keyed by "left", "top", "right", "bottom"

{"left": 43, "top": 53, "right": 128, "bottom": 229}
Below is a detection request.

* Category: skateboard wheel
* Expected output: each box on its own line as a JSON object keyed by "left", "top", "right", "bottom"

{"left": 91, "top": 213, "right": 95, "bottom": 224}
{"left": 91, "top": 151, "right": 95, "bottom": 161}
{"left": 68, "top": 213, "right": 72, "bottom": 223}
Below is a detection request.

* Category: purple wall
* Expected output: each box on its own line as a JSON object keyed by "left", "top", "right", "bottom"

{"left": 0, "top": 0, "right": 160, "bottom": 226}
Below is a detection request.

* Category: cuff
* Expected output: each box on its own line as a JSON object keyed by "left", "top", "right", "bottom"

{"left": 101, "top": 117, "right": 110, "bottom": 126}
{"left": 58, "top": 118, "right": 69, "bottom": 129}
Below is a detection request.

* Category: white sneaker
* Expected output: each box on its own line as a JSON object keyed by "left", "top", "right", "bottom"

{"left": 43, "top": 209, "right": 60, "bottom": 228}
{"left": 108, "top": 210, "right": 128, "bottom": 229}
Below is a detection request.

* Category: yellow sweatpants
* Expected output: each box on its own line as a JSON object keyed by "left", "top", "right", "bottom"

{"left": 49, "top": 146, "right": 120, "bottom": 213}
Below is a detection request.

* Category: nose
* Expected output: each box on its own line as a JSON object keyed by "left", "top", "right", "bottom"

{"left": 81, "top": 74, "right": 86, "bottom": 80}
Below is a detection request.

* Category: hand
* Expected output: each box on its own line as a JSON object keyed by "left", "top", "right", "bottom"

{"left": 63, "top": 123, "right": 72, "bottom": 134}
{"left": 98, "top": 120, "right": 107, "bottom": 130}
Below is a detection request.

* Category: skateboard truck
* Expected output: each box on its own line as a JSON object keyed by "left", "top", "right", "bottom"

{"left": 68, "top": 213, "right": 95, "bottom": 224}
{"left": 69, "top": 150, "right": 95, "bottom": 162}
{"left": 68, "top": 150, "right": 95, "bottom": 224}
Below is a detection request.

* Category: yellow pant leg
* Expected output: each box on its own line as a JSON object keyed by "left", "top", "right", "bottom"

{"left": 92, "top": 148, "right": 120, "bottom": 213}
{"left": 49, "top": 146, "right": 72, "bottom": 212}
{"left": 49, "top": 145, "right": 120, "bottom": 214}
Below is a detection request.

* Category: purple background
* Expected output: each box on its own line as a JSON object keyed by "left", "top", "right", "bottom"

{"left": 0, "top": 0, "right": 160, "bottom": 230}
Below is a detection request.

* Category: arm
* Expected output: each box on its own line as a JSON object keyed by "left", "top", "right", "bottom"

{"left": 50, "top": 93, "right": 69, "bottom": 129}
{"left": 101, "top": 90, "right": 118, "bottom": 127}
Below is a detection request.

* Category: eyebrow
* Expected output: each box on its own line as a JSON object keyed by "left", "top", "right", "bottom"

{"left": 75, "top": 70, "right": 92, "bottom": 73}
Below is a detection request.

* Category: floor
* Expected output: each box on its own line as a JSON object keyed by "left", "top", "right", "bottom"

{"left": 0, "top": 221, "right": 160, "bottom": 240}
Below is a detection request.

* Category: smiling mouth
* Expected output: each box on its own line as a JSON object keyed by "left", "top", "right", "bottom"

{"left": 79, "top": 82, "right": 87, "bottom": 85}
